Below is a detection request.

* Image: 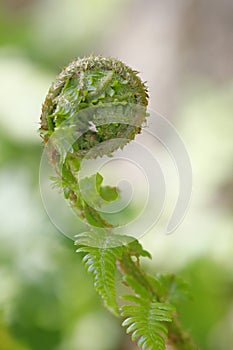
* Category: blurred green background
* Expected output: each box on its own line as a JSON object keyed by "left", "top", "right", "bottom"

{"left": 0, "top": 0, "right": 232, "bottom": 349}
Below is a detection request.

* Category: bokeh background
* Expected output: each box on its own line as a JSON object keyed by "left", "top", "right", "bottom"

{"left": 0, "top": 0, "right": 233, "bottom": 349}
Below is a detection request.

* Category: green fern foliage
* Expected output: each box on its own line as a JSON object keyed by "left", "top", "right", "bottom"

{"left": 75, "top": 231, "right": 179, "bottom": 350}
{"left": 75, "top": 232, "right": 119, "bottom": 316}
{"left": 74, "top": 231, "right": 152, "bottom": 316}
{"left": 121, "top": 295, "right": 175, "bottom": 350}
{"left": 40, "top": 56, "right": 196, "bottom": 350}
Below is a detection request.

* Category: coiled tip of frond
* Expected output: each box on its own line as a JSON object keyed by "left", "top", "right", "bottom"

{"left": 39, "top": 55, "right": 149, "bottom": 157}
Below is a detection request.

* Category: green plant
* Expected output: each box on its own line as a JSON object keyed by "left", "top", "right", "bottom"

{"left": 39, "top": 55, "right": 196, "bottom": 350}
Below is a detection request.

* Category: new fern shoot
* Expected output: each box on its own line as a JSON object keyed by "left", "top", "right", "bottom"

{"left": 39, "top": 55, "right": 196, "bottom": 350}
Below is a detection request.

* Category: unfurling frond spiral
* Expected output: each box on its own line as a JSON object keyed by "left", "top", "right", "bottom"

{"left": 40, "top": 55, "right": 195, "bottom": 350}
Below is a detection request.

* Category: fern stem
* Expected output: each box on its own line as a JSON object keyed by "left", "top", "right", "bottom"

{"left": 117, "top": 253, "right": 156, "bottom": 298}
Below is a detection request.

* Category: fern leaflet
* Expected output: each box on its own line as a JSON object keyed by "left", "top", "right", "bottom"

{"left": 121, "top": 295, "right": 175, "bottom": 350}
{"left": 75, "top": 231, "right": 152, "bottom": 316}
{"left": 75, "top": 231, "right": 119, "bottom": 315}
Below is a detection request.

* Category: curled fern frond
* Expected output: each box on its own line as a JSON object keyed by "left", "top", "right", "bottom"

{"left": 40, "top": 55, "right": 148, "bottom": 155}
{"left": 40, "top": 55, "right": 196, "bottom": 350}
{"left": 40, "top": 55, "right": 149, "bottom": 229}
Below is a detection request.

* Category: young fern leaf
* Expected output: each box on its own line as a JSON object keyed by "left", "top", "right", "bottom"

{"left": 121, "top": 295, "right": 175, "bottom": 350}
{"left": 40, "top": 55, "right": 196, "bottom": 350}
{"left": 75, "top": 231, "right": 152, "bottom": 316}
{"left": 75, "top": 232, "right": 120, "bottom": 316}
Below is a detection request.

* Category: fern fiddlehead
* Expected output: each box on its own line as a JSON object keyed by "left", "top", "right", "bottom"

{"left": 40, "top": 55, "right": 196, "bottom": 350}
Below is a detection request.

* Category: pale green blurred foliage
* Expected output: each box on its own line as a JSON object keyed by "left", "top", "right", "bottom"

{"left": 0, "top": 0, "right": 232, "bottom": 349}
